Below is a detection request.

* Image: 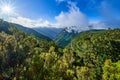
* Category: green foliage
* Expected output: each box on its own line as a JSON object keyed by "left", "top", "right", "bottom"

{"left": 0, "top": 25, "right": 120, "bottom": 80}
{"left": 68, "top": 29, "right": 120, "bottom": 79}
{"left": 76, "top": 66, "right": 96, "bottom": 80}
{"left": 103, "top": 59, "right": 120, "bottom": 80}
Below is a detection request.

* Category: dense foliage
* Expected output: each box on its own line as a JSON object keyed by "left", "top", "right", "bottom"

{"left": 68, "top": 29, "right": 120, "bottom": 80}
{"left": 0, "top": 25, "right": 120, "bottom": 80}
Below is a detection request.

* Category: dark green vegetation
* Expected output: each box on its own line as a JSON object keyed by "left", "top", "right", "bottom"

{"left": 0, "top": 22, "right": 120, "bottom": 80}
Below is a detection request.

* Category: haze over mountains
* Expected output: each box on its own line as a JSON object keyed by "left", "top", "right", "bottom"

{"left": 0, "top": 19, "right": 108, "bottom": 48}
{"left": 33, "top": 27, "right": 63, "bottom": 39}
{"left": 30, "top": 21, "right": 108, "bottom": 40}
{"left": 0, "top": 19, "right": 51, "bottom": 40}
{"left": 0, "top": 0, "right": 119, "bottom": 38}
{"left": 1, "top": 19, "right": 108, "bottom": 38}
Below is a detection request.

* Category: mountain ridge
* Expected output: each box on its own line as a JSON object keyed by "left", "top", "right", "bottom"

{"left": 0, "top": 19, "right": 51, "bottom": 40}
{"left": 33, "top": 27, "right": 63, "bottom": 39}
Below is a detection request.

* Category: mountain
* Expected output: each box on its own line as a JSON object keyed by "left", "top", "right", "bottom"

{"left": 55, "top": 27, "right": 106, "bottom": 48}
{"left": 67, "top": 29, "right": 106, "bottom": 49}
{"left": 55, "top": 27, "right": 78, "bottom": 48}
{"left": 0, "top": 19, "right": 51, "bottom": 40}
{"left": 33, "top": 27, "right": 63, "bottom": 39}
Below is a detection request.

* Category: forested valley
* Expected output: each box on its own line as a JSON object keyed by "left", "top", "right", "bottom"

{"left": 0, "top": 25, "right": 120, "bottom": 80}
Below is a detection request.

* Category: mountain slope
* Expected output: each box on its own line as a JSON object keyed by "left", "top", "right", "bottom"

{"left": 67, "top": 29, "right": 109, "bottom": 49}
{"left": 55, "top": 28, "right": 78, "bottom": 48}
{"left": 55, "top": 27, "right": 106, "bottom": 48}
{"left": 33, "top": 27, "right": 63, "bottom": 39}
{"left": 0, "top": 19, "right": 51, "bottom": 40}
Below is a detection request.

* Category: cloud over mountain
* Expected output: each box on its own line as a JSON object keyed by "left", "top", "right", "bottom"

{"left": 55, "top": 2, "right": 89, "bottom": 31}
{"left": 0, "top": 0, "right": 110, "bottom": 31}
{"left": 10, "top": 17, "right": 51, "bottom": 28}
{"left": 89, "top": 21, "right": 108, "bottom": 29}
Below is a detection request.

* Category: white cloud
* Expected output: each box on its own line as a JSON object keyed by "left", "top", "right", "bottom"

{"left": 0, "top": 11, "right": 59, "bottom": 28}
{"left": 9, "top": 16, "right": 53, "bottom": 28}
{"left": 0, "top": 0, "right": 108, "bottom": 31}
{"left": 89, "top": 21, "right": 108, "bottom": 29}
{"left": 55, "top": 2, "right": 89, "bottom": 31}
{"left": 0, "top": 0, "right": 56, "bottom": 28}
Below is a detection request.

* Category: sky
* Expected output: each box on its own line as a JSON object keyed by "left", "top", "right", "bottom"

{"left": 0, "top": 0, "right": 120, "bottom": 30}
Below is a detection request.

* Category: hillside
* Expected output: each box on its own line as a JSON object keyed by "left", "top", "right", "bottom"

{"left": 0, "top": 24, "right": 120, "bottom": 80}
{"left": 55, "top": 28, "right": 78, "bottom": 48}
{"left": 55, "top": 29, "right": 105, "bottom": 48}
{"left": 0, "top": 19, "right": 51, "bottom": 40}
{"left": 33, "top": 27, "right": 63, "bottom": 39}
{"left": 67, "top": 29, "right": 120, "bottom": 79}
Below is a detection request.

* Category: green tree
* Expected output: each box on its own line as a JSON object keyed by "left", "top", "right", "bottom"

{"left": 103, "top": 59, "right": 120, "bottom": 80}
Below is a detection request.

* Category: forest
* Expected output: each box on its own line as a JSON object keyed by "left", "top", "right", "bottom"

{"left": 0, "top": 25, "right": 120, "bottom": 80}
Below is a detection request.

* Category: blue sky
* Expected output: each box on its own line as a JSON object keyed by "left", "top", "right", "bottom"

{"left": 15, "top": 0, "right": 120, "bottom": 21}
{"left": 0, "top": 0, "right": 120, "bottom": 30}
{"left": 15, "top": 0, "right": 102, "bottom": 21}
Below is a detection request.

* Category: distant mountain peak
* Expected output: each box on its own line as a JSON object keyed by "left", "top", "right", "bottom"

{"left": 64, "top": 21, "right": 109, "bottom": 33}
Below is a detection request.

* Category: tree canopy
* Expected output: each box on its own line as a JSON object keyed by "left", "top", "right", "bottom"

{"left": 0, "top": 25, "right": 120, "bottom": 80}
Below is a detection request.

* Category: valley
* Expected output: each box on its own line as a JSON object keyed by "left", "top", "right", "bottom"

{"left": 0, "top": 20, "right": 120, "bottom": 80}
{"left": 0, "top": 0, "right": 120, "bottom": 79}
